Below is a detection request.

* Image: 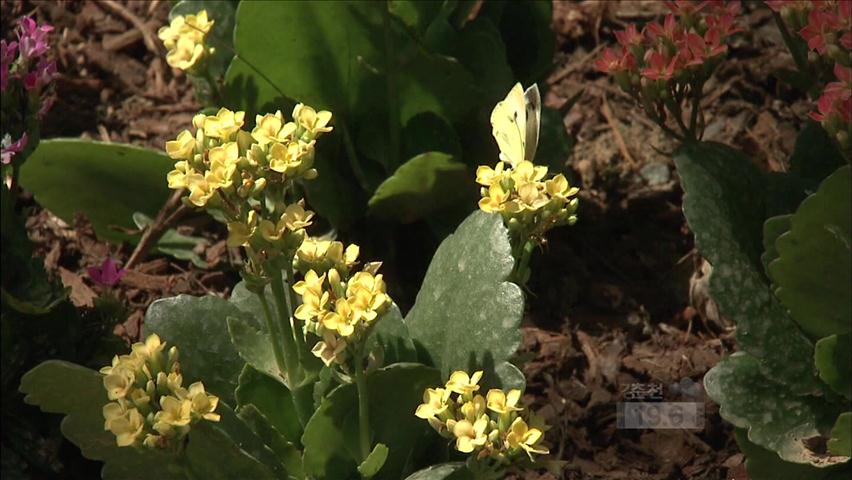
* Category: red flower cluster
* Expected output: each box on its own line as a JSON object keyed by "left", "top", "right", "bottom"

{"left": 595, "top": 1, "right": 742, "bottom": 140}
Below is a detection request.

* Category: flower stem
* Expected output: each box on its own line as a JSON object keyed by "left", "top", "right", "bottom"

{"left": 284, "top": 264, "right": 309, "bottom": 362}
{"left": 256, "top": 291, "right": 290, "bottom": 384}
{"left": 354, "top": 349, "right": 371, "bottom": 461}
{"left": 269, "top": 271, "right": 302, "bottom": 386}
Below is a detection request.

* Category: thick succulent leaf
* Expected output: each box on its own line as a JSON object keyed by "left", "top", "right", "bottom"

{"left": 389, "top": 0, "right": 443, "bottom": 36}
{"left": 367, "top": 303, "right": 418, "bottom": 364}
{"left": 228, "top": 316, "right": 282, "bottom": 382}
{"left": 236, "top": 365, "right": 303, "bottom": 445}
{"left": 829, "top": 413, "right": 852, "bottom": 457}
{"left": 482, "top": 0, "right": 554, "bottom": 84}
{"left": 186, "top": 413, "right": 282, "bottom": 480}
{"left": 225, "top": 1, "right": 477, "bottom": 123}
{"left": 404, "top": 210, "right": 524, "bottom": 388}
{"left": 761, "top": 214, "right": 792, "bottom": 275}
{"left": 789, "top": 121, "right": 846, "bottom": 185}
{"left": 735, "top": 429, "right": 851, "bottom": 480}
{"left": 19, "top": 360, "right": 181, "bottom": 480}
{"left": 769, "top": 165, "right": 851, "bottom": 339}
{"left": 704, "top": 353, "right": 847, "bottom": 466}
{"left": 133, "top": 212, "right": 208, "bottom": 268}
{"left": 367, "top": 152, "right": 472, "bottom": 223}
{"left": 19, "top": 140, "right": 173, "bottom": 242}
{"left": 301, "top": 363, "right": 440, "bottom": 480}
{"left": 358, "top": 443, "right": 389, "bottom": 478}
{"left": 237, "top": 404, "right": 305, "bottom": 479}
{"left": 143, "top": 295, "right": 258, "bottom": 404}
{"left": 674, "top": 142, "right": 819, "bottom": 394}
{"left": 814, "top": 334, "right": 852, "bottom": 399}
{"left": 404, "top": 463, "right": 473, "bottom": 480}
{"left": 401, "top": 112, "right": 462, "bottom": 160}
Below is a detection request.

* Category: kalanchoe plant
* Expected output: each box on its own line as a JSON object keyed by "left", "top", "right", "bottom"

{"left": 597, "top": 1, "right": 851, "bottom": 478}
{"left": 595, "top": 0, "right": 742, "bottom": 142}
{"left": 20, "top": 80, "right": 572, "bottom": 479}
{"left": 1, "top": 15, "right": 56, "bottom": 183}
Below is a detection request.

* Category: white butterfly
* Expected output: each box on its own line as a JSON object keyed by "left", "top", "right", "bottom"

{"left": 489, "top": 83, "right": 541, "bottom": 167}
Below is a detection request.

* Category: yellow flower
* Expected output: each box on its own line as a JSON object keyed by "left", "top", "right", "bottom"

{"left": 227, "top": 211, "right": 258, "bottom": 247}
{"left": 475, "top": 162, "right": 506, "bottom": 187}
{"left": 346, "top": 271, "right": 389, "bottom": 321}
{"left": 184, "top": 10, "right": 214, "bottom": 41}
{"left": 166, "top": 130, "right": 196, "bottom": 160}
{"left": 506, "top": 417, "right": 549, "bottom": 460}
{"left": 103, "top": 400, "right": 130, "bottom": 431}
{"left": 203, "top": 108, "right": 245, "bottom": 140}
{"left": 310, "top": 330, "right": 348, "bottom": 366}
{"left": 106, "top": 406, "right": 145, "bottom": 447}
{"left": 506, "top": 182, "right": 548, "bottom": 212}
{"left": 544, "top": 174, "right": 579, "bottom": 201}
{"left": 153, "top": 395, "right": 193, "bottom": 437}
{"left": 322, "top": 299, "right": 356, "bottom": 337}
{"left": 415, "top": 388, "right": 451, "bottom": 419}
{"left": 459, "top": 394, "right": 487, "bottom": 422}
{"left": 157, "top": 16, "right": 187, "bottom": 50}
{"left": 187, "top": 174, "right": 215, "bottom": 207}
{"left": 446, "top": 370, "right": 483, "bottom": 396}
{"left": 268, "top": 140, "right": 313, "bottom": 174}
{"left": 103, "top": 366, "right": 135, "bottom": 400}
{"left": 166, "top": 35, "right": 204, "bottom": 71}
{"left": 478, "top": 184, "right": 510, "bottom": 213}
{"left": 167, "top": 161, "right": 195, "bottom": 189}
{"left": 293, "top": 269, "right": 325, "bottom": 296}
{"left": 452, "top": 415, "right": 490, "bottom": 453}
{"left": 293, "top": 271, "right": 330, "bottom": 322}
{"left": 131, "top": 334, "right": 165, "bottom": 361}
{"left": 510, "top": 160, "right": 547, "bottom": 187}
{"left": 251, "top": 111, "right": 296, "bottom": 146}
{"left": 185, "top": 382, "right": 220, "bottom": 422}
{"left": 281, "top": 202, "right": 315, "bottom": 231}
{"left": 292, "top": 103, "right": 333, "bottom": 136}
{"left": 485, "top": 389, "right": 523, "bottom": 415}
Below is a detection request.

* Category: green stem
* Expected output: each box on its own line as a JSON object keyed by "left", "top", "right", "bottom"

{"left": 269, "top": 271, "right": 302, "bottom": 386}
{"left": 340, "top": 120, "right": 371, "bottom": 192}
{"left": 285, "top": 264, "right": 309, "bottom": 361}
{"left": 256, "top": 292, "right": 289, "bottom": 383}
{"left": 354, "top": 349, "right": 371, "bottom": 461}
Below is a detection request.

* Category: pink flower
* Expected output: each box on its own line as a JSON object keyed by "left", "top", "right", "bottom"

{"left": 835, "top": 62, "right": 852, "bottom": 85}
{"left": 646, "top": 14, "right": 681, "bottom": 42}
{"left": 87, "top": 257, "right": 127, "bottom": 287}
{"left": 23, "top": 58, "right": 56, "bottom": 91}
{"left": 1, "top": 40, "right": 17, "bottom": 92}
{"left": 799, "top": 7, "right": 840, "bottom": 54}
{"left": 1, "top": 133, "right": 28, "bottom": 165}
{"left": 595, "top": 47, "right": 636, "bottom": 74}
{"left": 17, "top": 17, "right": 53, "bottom": 60}
{"left": 705, "top": 11, "right": 743, "bottom": 38}
{"left": 642, "top": 51, "right": 678, "bottom": 81}
{"left": 615, "top": 24, "right": 644, "bottom": 47}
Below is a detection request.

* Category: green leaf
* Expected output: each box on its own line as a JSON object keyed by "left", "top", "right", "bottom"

{"left": 761, "top": 214, "right": 792, "bottom": 275}
{"left": 19, "top": 140, "right": 173, "bottom": 242}
{"left": 237, "top": 404, "right": 305, "bottom": 479}
{"left": 829, "top": 413, "right": 852, "bottom": 457}
{"left": 735, "top": 429, "right": 851, "bottom": 480}
{"left": 789, "top": 121, "right": 846, "bottom": 185}
{"left": 228, "top": 316, "right": 283, "bottom": 383}
{"left": 368, "top": 303, "right": 418, "bottom": 364}
{"left": 404, "top": 210, "right": 523, "bottom": 389}
{"left": 769, "top": 165, "right": 851, "bottom": 339}
{"left": 704, "top": 352, "right": 846, "bottom": 466}
{"left": 19, "top": 360, "right": 181, "bottom": 480}
{"left": 170, "top": 0, "right": 236, "bottom": 80}
{"left": 401, "top": 112, "right": 462, "bottom": 160}
{"left": 133, "top": 212, "right": 208, "bottom": 268}
{"left": 368, "top": 152, "right": 472, "bottom": 223}
{"left": 235, "top": 365, "right": 303, "bottom": 445}
{"left": 389, "top": 0, "right": 443, "bottom": 36}
{"left": 483, "top": 0, "right": 554, "bottom": 84}
{"left": 815, "top": 334, "right": 852, "bottom": 399}
{"left": 143, "top": 295, "right": 257, "bottom": 404}
{"left": 404, "top": 463, "right": 473, "bottom": 480}
{"left": 674, "top": 142, "right": 819, "bottom": 394}
{"left": 303, "top": 143, "right": 367, "bottom": 230}
{"left": 301, "top": 363, "right": 440, "bottom": 480}
{"left": 358, "top": 443, "right": 389, "bottom": 478}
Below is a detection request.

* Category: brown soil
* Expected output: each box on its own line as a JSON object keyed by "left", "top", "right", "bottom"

{"left": 7, "top": 1, "right": 811, "bottom": 478}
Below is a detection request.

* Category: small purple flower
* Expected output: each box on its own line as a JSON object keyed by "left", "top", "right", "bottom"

{"left": 0, "top": 39, "right": 17, "bottom": 92}
{"left": 1, "top": 133, "right": 28, "bottom": 165}
{"left": 23, "top": 58, "right": 56, "bottom": 91}
{"left": 87, "top": 257, "right": 127, "bottom": 287}
{"left": 17, "top": 17, "right": 53, "bottom": 60}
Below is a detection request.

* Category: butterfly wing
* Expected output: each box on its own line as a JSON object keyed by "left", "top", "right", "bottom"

{"left": 490, "top": 83, "right": 527, "bottom": 167}
{"left": 523, "top": 84, "right": 541, "bottom": 163}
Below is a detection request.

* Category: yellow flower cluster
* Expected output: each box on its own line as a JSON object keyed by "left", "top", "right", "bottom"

{"left": 101, "top": 334, "right": 220, "bottom": 449}
{"left": 415, "top": 371, "right": 549, "bottom": 463}
{"left": 293, "top": 237, "right": 360, "bottom": 277}
{"left": 292, "top": 263, "right": 390, "bottom": 366}
{"left": 158, "top": 10, "right": 214, "bottom": 71}
{"left": 476, "top": 160, "right": 579, "bottom": 241}
{"left": 165, "top": 105, "right": 332, "bottom": 262}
